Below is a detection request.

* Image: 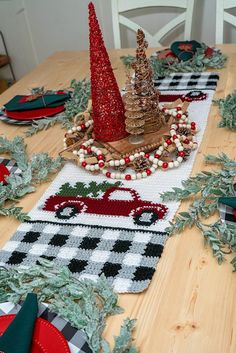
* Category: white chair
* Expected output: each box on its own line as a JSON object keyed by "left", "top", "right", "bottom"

{"left": 216, "top": 0, "right": 236, "bottom": 43}
{"left": 111, "top": 0, "right": 195, "bottom": 48}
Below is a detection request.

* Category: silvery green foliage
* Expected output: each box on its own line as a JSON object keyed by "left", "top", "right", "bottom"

{"left": 121, "top": 44, "right": 227, "bottom": 79}
{"left": 0, "top": 260, "right": 137, "bottom": 353}
{"left": 0, "top": 136, "right": 63, "bottom": 221}
{"left": 214, "top": 91, "right": 236, "bottom": 132}
{"left": 25, "top": 79, "right": 91, "bottom": 136}
{"left": 161, "top": 154, "right": 236, "bottom": 269}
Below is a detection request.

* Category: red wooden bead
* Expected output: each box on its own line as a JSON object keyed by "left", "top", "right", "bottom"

{"left": 191, "top": 122, "right": 196, "bottom": 129}
{"left": 176, "top": 106, "right": 182, "bottom": 111}
{"left": 176, "top": 113, "right": 182, "bottom": 119}
{"left": 125, "top": 174, "right": 131, "bottom": 180}
{"left": 98, "top": 162, "right": 105, "bottom": 168}
{"left": 87, "top": 147, "right": 92, "bottom": 154}
{"left": 124, "top": 157, "right": 130, "bottom": 164}
{"left": 145, "top": 153, "right": 150, "bottom": 158}
{"left": 80, "top": 145, "right": 86, "bottom": 150}
{"left": 80, "top": 124, "right": 86, "bottom": 130}
{"left": 178, "top": 151, "right": 186, "bottom": 157}
{"left": 146, "top": 169, "right": 152, "bottom": 175}
{"left": 166, "top": 139, "right": 172, "bottom": 145}
{"left": 154, "top": 154, "right": 160, "bottom": 158}
{"left": 98, "top": 154, "right": 104, "bottom": 160}
{"left": 81, "top": 161, "right": 87, "bottom": 167}
{"left": 172, "top": 135, "right": 178, "bottom": 140}
{"left": 162, "top": 162, "right": 168, "bottom": 169}
{"left": 184, "top": 138, "right": 190, "bottom": 144}
{"left": 106, "top": 172, "right": 111, "bottom": 178}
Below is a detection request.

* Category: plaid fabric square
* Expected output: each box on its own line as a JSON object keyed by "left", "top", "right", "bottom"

{"left": 153, "top": 72, "right": 219, "bottom": 91}
{"left": 0, "top": 221, "right": 167, "bottom": 293}
{"left": 0, "top": 157, "right": 21, "bottom": 175}
{"left": 0, "top": 301, "right": 91, "bottom": 353}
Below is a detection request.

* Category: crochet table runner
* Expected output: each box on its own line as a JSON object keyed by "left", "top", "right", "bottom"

{"left": 0, "top": 73, "right": 219, "bottom": 293}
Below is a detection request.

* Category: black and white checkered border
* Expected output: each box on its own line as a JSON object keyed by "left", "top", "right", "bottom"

{"left": 0, "top": 301, "right": 91, "bottom": 353}
{"left": 0, "top": 220, "right": 167, "bottom": 293}
{"left": 0, "top": 157, "right": 21, "bottom": 175}
{"left": 153, "top": 72, "right": 219, "bottom": 91}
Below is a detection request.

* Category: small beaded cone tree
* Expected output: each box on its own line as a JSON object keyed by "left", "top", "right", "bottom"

{"left": 125, "top": 29, "right": 164, "bottom": 135}
{"left": 88, "top": 2, "right": 127, "bottom": 142}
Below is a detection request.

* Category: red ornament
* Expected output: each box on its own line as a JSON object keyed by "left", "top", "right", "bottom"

{"left": 80, "top": 124, "right": 86, "bottom": 130}
{"left": 98, "top": 162, "right": 105, "bottom": 168}
{"left": 81, "top": 161, "right": 87, "bottom": 168}
{"left": 176, "top": 113, "right": 182, "bottom": 119}
{"left": 124, "top": 157, "right": 130, "bottom": 164}
{"left": 106, "top": 172, "right": 111, "bottom": 178}
{"left": 162, "top": 162, "right": 168, "bottom": 169}
{"left": 183, "top": 138, "right": 190, "bottom": 144}
{"left": 154, "top": 154, "right": 160, "bottom": 159}
{"left": 172, "top": 135, "right": 178, "bottom": 140}
{"left": 145, "top": 153, "right": 150, "bottom": 158}
{"left": 0, "top": 163, "right": 10, "bottom": 184}
{"left": 165, "top": 139, "right": 172, "bottom": 145}
{"left": 146, "top": 169, "right": 152, "bottom": 175}
{"left": 176, "top": 106, "right": 182, "bottom": 111}
{"left": 89, "top": 2, "right": 127, "bottom": 142}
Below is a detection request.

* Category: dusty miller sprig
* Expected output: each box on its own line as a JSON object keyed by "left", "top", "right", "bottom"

{"left": 0, "top": 259, "right": 137, "bottom": 353}
{"left": 160, "top": 153, "right": 236, "bottom": 269}
{"left": 0, "top": 136, "right": 64, "bottom": 221}
{"left": 121, "top": 44, "right": 227, "bottom": 79}
{"left": 25, "top": 79, "right": 91, "bottom": 136}
{"left": 214, "top": 91, "right": 236, "bottom": 132}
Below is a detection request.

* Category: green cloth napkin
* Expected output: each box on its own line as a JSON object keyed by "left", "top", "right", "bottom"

{"left": 4, "top": 93, "right": 70, "bottom": 112}
{"left": 0, "top": 293, "right": 38, "bottom": 353}
{"left": 218, "top": 196, "right": 236, "bottom": 209}
{"left": 170, "top": 40, "right": 201, "bottom": 61}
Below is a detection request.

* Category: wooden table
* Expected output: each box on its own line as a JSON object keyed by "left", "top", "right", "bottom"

{"left": 0, "top": 45, "right": 236, "bottom": 353}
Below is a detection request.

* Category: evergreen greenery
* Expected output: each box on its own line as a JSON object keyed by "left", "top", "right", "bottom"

{"left": 0, "top": 259, "right": 137, "bottom": 353}
{"left": 121, "top": 44, "right": 227, "bottom": 79}
{"left": 57, "top": 181, "right": 122, "bottom": 197}
{"left": 160, "top": 154, "right": 236, "bottom": 269}
{"left": 214, "top": 91, "right": 236, "bottom": 132}
{"left": 25, "top": 79, "right": 91, "bottom": 136}
{"left": 0, "top": 136, "right": 64, "bottom": 221}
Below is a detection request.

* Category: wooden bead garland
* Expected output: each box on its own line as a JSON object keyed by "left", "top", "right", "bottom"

{"left": 63, "top": 103, "right": 198, "bottom": 181}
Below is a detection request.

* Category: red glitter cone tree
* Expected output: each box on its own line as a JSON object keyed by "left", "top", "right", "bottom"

{"left": 88, "top": 2, "right": 127, "bottom": 142}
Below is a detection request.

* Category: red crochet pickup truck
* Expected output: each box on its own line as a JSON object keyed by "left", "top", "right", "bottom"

{"left": 43, "top": 186, "right": 168, "bottom": 226}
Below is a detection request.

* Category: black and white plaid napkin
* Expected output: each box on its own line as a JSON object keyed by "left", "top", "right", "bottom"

{"left": 0, "top": 157, "right": 21, "bottom": 175}
{"left": 0, "top": 301, "right": 91, "bottom": 353}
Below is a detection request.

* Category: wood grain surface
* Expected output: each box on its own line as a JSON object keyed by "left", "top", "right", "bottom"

{"left": 0, "top": 44, "right": 235, "bottom": 353}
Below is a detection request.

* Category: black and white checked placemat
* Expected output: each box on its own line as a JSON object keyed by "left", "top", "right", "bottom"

{"left": 0, "top": 157, "right": 21, "bottom": 175}
{"left": 153, "top": 72, "right": 219, "bottom": 91}
{"left": 0, "top": 301, "right": 91, "bottom": 353}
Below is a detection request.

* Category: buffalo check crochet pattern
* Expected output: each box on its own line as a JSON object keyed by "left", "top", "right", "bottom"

{"left": 0, "top": 302, "right": 91, "bottom": 353}
{"left": 0, "top": 72, "right": 219, "bottom": 293}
